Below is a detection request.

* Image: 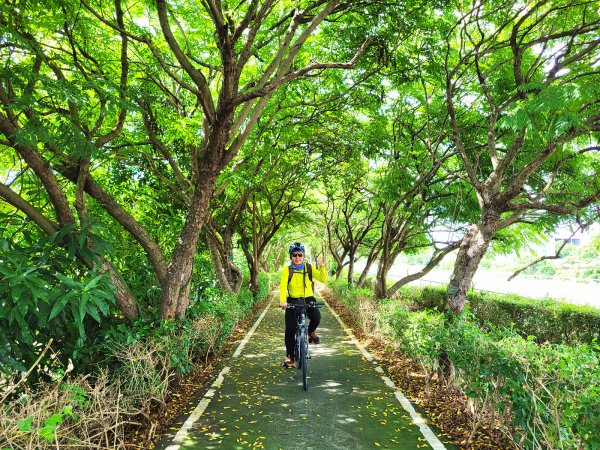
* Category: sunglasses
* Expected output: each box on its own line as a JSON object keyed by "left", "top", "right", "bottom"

{"left": 291, "top": 253, "right": 304, "bottom": 257}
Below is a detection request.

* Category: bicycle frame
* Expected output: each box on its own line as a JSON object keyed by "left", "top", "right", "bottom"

{"left": 287, "top": 300, "right": 324, "bottom": 391}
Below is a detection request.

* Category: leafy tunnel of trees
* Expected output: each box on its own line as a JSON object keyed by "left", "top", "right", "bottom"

{"left": 1, "top": 0, "right": 599, "bottom": 377}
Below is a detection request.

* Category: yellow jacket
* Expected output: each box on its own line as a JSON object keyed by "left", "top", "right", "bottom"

{"left": 279, "top": 264, "right": 327, "bottom": 303}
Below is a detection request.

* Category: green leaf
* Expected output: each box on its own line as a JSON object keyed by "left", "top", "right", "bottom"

{"left": 39, "top": 425, "right": 56, "bottom": 442}
{"left": 48, "top": 292, "right": 75, "bottom": 321}
{"left": 80, "top": 291, "right": 89, "bottom": 323}
{"left": 62, "top": 405, "right": 74, "bottom": 417}
{"left": 39, "top": 414, "right": 63, "bottom": 442}
{"left": 55, "top": 273, "right": 81, "bottom": 289}
{"left": 18, "top": 417, "right": 33, "bottom": 433}
{"left": 48, "top": 224, "right": 75, "bottom": 244}
{"left": 11, "top": 307, "right": 32, "bottom": 343}
{"left": 85, "top": 302, "right": 101, "bottom": 323}
{"left": 44, "top": 414, "right": 63, "bottom": 427}
{"left": 93, "top": 296, "right": 110, "bottom": 316}
{"left": 83, "top": 274, "right": 104, "bottom": 292}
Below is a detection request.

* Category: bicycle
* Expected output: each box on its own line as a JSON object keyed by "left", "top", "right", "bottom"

{"left": 287, "top": 300, "right": 325, "bottom": 391}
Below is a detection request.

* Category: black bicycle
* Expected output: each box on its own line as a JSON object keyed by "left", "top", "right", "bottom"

{"left": 287, "top": 301, "right": 325, "bottom": 390}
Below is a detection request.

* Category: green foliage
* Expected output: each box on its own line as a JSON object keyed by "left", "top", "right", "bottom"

{"left": 0, "top": 233, "right": 116, "bottom": 376}
{"left": 444, "top": 319, "right": 600, "bottom": 449}
{"left": 467, "top": 291, "right": 600, "bottom": 345}
{"left": 394, "top": 284, "right": 600, "bottom": 345}
{"left": 390, "top": 307, "right": 447, "bottom": 373}
{"left": 498, "top": 84, "right": 585, "bottom": 139}
{"left": 328, "top": 278, "right": 374, "bottom": 315}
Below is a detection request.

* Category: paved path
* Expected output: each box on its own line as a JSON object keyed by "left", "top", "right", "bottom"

{"left": 156, "top": 293, "right": 454, "bottom": 450}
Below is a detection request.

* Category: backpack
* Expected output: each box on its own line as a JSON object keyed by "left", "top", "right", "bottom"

{"left": 288, "top": 263, "right": 313, "bottom": 285}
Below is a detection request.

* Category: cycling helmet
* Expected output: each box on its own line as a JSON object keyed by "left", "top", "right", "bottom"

{"left": 289, "top": 242, "right": 305, "bottom": 255}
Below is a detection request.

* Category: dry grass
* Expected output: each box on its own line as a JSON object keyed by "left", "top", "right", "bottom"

{"left": 109, "top": 340, "right": 175, "bottom": 416}
{"left": 190, "top": 314, "right": 223, "bottom": 363}
{"left": 0, "top": 371, "right": 139, "bottom": 450}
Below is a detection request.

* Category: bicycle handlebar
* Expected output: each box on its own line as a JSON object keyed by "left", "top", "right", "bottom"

{"left": 286, "top": 301, "right": 325, "bottom": 309}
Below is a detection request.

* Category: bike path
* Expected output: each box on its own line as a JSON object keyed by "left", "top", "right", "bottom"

{"left": 157, "top": 293, "right": 454, "bottom": 449}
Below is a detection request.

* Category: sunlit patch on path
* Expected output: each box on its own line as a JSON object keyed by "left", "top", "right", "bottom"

{"left": 156, "top": 294, "right": 453, "bottom": 449}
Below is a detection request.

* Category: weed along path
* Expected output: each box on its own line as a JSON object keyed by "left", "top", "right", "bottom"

{"left": 156, "top": 294, "right": 454, "bottom": 450}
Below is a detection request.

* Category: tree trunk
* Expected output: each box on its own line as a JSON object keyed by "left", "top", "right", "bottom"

{"left": 206, "top": 230, "right": 242, "bottom": 293}
{"left": 347, "top": 250, "right": 355, "bottom": 288}
{"left": 249, "top": 263, "right": 259, "bottom": 295}
{"left": 250, "top": 194, "right": 259, "bottom": 295}
{"left": 356, "top": 241, "right": 380, "bottom": 288}
{"left": 160, "top": 171, "right": 217, "bottom": 319}
{"left": 240, "top": 241, "right": 260, "bottom": 295}
{"left": 446, "top": 218, "right": 495, "bottom": 313}
{"left": 374, "top": 261, "right": 392, "bottom": 299}
{"left": 99, "top": 260, "right": 139, "bottom": 320}
{"left": 374, "top": 238, "right": 396, "bottom": 299}
{"left": 176, "top": 272, "right": 193, "bottom": 317}
{"left": 259, "top": 258, "right": 269, "bottom": 272}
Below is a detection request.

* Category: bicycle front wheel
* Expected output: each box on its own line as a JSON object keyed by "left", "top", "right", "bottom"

{"left": 295, "top": 330, "right": 301, "bottom": 369}
{"left": 299, "top": 329, "right": 308, "bottom": 390}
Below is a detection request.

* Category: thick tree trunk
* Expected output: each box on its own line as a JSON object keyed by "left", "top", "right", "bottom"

{"left": 240, "top": 242, "right": 260, "bottom": 295}
{"left": 374, "top": 216, "right": 400, "bottom": 299}
{"left": 176, "top": 273, "right": 193, "bottom": 317}
{"left": 160, "top": 172, "right": 217, "bottom": 319}
{"left": 249, "top": 263, "right": 259, "bottom": 294}
{"left": 373, "top": 252, "right": 401, "bottom": 298}
{"left": 446, "top": 218, "right": 495, "bottom": 313}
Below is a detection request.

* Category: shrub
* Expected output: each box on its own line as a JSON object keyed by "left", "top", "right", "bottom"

{"left": 468, "top": 291, "right": 600, "bottom": 345}
{"left": 0, "top": 236, "right": 117, "bottom": 377}
{"left": 106, "top": 338, "right": 174, "bottom": 413}
{"left": 448, "top": 329, "right": 600, "bottom": 450}
{"left": 191, "top": 314, "right": 223, "bottom": 363}
{"left": 393, "top": 284, "right": 600, "bottom": 345}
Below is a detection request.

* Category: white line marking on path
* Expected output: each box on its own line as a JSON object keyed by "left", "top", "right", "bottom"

{"left": 324, "top": 301, "right": 447, "bottom": 450}
{"left": 164, "top": 303, "right": 271, "bottom": 450}
{"left": 233, "top": 303, "right": 271, "bottom": 358}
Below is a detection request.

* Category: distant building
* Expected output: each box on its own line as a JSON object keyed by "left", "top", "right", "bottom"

{"left": 544, "top": 224, "right": 599, "bottom": 256}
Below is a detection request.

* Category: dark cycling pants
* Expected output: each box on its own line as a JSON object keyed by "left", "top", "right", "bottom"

{"left": 285, "top": 297, "right": 321, "bottom": 358}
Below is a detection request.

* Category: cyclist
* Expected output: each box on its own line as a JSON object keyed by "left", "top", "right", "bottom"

{"left": 279, "top": 242, "right": 327, "bottom": 368}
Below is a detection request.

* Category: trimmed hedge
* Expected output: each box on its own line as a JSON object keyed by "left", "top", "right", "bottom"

{"left": 394, "top": 284, "right": 600, "bottom": 345}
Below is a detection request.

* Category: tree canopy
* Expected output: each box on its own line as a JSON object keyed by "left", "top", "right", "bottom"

{"left": 1, "top": 0, "right": 599, "bottom": 373}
